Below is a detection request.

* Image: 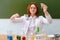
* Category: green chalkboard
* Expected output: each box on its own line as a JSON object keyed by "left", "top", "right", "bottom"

{"left": 0, "top": 0, "right": 60, "bottom": 18}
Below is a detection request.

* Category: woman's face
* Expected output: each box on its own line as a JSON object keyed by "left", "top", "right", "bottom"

{"left": 30, "top": 4, "right": 37, "bottom": 16}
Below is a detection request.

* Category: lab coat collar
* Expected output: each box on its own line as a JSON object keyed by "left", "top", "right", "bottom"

{"left": 29, "top": 16, "right": 37, "bottom": 19}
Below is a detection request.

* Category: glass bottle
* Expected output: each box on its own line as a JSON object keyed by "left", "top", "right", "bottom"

{"left": 7, "top": 30, "right": 13, "bottom": 40}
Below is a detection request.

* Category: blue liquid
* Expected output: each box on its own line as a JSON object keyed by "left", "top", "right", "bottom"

{"left": 7, "top": 36, "right": 12, "bottom": 40}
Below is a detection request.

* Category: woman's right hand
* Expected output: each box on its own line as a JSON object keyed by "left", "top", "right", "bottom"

{"left": 10, "top": 13, "right": 20, "bottom": 20}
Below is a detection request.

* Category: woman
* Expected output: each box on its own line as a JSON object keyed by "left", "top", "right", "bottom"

{"left": 10, "top": 2, "right": 52, "bottom": 35}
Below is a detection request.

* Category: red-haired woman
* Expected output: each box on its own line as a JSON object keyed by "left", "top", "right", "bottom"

{"left": 10, "top": 2, "right": 52, "bottom": 35}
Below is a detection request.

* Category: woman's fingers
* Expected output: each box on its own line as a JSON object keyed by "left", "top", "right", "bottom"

{"left": 15, "top": 13, "right": 20, "bottom": 18}
{"left": 10, "top": 15, "right": 15, "bottom": 20}
{"left": 40, "top": 3, "right": 48, "bottom": 12}
{"left": 40, "top": 3, "right": 48, "bottom": 9}
{"left": 10, "top": 13, "right": 20, "bottom": 20}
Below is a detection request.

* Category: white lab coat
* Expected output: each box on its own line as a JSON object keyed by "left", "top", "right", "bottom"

{"left": 12, "top": 14, "right": 52, "bottom": 35}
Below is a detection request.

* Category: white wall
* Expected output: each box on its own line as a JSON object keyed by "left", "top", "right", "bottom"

{"left": 0, "top": 19, "right": 60, "bottom": 35}
{"left": 44, "top": 19, "right": 60, "bottom": 35}
{"left": 0, "top": 19, "right": 28, "bottom": 35}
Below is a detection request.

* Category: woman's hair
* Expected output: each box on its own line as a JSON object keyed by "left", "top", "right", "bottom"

{"left": 27, "top": 2, "right": 40, "bottom": 17}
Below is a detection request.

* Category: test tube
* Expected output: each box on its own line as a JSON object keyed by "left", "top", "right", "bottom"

{"left": 36, "top": 26, "right": 40, "bottom": 34}
{"left": 31, "top": 35, "right": 35, "bottom": 40}
{"left": 7, "top": 30, "right": 13, "bottom": 40}
{"left": 7, "top": 35, "right": 13, "bottom": 40}
{"left": 17, "top": 35, "right": 21, "bottom": 40}
{"left": 22, "top": 36, "right": 26, "bottom": 40}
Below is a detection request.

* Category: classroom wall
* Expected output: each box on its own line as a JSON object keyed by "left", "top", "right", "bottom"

{"left": 0, "top": 0, "right": 60, "bottom": 18}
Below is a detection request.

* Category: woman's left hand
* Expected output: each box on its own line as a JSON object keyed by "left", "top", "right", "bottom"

{"left": 41, "top": 3, "right": 48, "bottom": 12}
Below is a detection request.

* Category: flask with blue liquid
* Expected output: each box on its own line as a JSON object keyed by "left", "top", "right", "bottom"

{"left": 7, "top": 30, "right": 13, "bottom": 40}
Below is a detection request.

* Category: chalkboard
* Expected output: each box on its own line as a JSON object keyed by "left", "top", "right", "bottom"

{"left": 0, "top": 0, "right": 60, "bottom": 18}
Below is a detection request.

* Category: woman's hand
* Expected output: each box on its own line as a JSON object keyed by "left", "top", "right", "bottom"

{"left": 10, "top": 13, "right": 20, "bottom": 20}
{"left": 41, "top": 3, "right": 48, "bottom": 12}
{"left": 41, "top": 3, "right": 52, "bottom": 24}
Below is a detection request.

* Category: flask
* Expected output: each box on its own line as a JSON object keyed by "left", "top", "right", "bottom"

{"left": 7, "top": 30, "right": 13, "bottom": 40}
